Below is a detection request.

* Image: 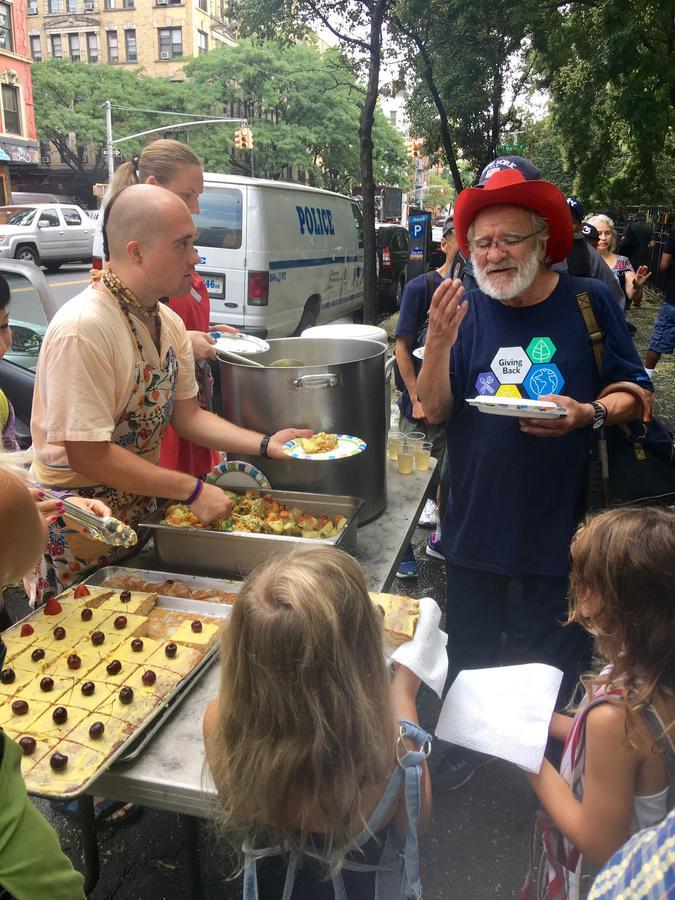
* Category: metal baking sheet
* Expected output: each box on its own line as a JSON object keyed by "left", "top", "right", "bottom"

{"left": 85, "top": 565, "right": 243, "bottom": 602}
{"left": 139, "top": 489, "right": 364, "bottom": 579}
{"left": 4, "top": 592, "right": 229, "bottom": 800}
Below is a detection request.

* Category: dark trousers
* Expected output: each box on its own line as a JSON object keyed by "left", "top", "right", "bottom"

{"left": 445, "top": 562, "right": 593, "bottom": 708}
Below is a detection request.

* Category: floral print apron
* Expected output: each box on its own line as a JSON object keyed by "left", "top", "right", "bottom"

{"left": 33, "top": 348, "right": 177, "bottom": 606}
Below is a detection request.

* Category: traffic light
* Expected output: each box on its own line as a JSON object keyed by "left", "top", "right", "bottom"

{"left": 241, "top": 127, "right": 253, "bottom": 150}
{"left": 234, "top": 128, "right": 244, "bottom": 150}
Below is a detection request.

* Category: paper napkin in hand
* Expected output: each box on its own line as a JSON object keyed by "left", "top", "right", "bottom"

{"left": 434, "top": 663, "right": 563, "bottom": 773}
{"left": 389, "top": 597, "right": 448, "bottom": 698}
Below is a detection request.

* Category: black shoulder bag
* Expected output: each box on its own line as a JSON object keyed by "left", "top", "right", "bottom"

{"left": 576, "top": 289, "right": 675, "bottom": 510}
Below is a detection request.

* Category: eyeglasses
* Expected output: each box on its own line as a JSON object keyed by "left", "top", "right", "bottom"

{"left": 469, "top": 228, "right": 545, "bottom": 253}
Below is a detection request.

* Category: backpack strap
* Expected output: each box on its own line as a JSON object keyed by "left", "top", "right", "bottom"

{"left": 575, "top": 289, "right": 604, "bottom": 377}
{"left": 423, "top": 269, "right": 437, "bottom": 310}
{"left": 641, "top": 705, "right": 675, "bottom": 811}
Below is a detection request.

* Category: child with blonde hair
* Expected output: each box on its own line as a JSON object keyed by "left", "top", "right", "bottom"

{"left": 204, "top": 545, "right": 432, "bottom": 899}
{"left": 523, "top": 505, "right": 675, "bottom": 899}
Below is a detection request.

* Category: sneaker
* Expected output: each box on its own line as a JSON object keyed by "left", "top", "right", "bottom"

{"left": 430, "top": 746, "right": 493, "bottom": 791}
{"left": 396, "top": 558, "right": 418, "bottom": 579}
{"left": 418, "top": 499, "right": 439, "bottom": 529}
{"left": 425, "top": 530, "right": 444, "bottom": 560}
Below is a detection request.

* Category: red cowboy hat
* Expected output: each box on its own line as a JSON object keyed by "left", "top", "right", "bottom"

{"left": 454, "top": 168, "right": 573, "bottom": 263}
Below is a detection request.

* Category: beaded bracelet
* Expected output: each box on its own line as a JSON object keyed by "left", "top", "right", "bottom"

{"left": 259, "top": 434, "right": 272, "bottom": 458}
{"left": 185, "top": 478, "right": 204, "bottom": 505}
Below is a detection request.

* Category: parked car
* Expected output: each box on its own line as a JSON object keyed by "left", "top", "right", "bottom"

{"left": 0, "top": 260, "right": 58, "bottom": 446}
{"left": 375, "top": 223, "right": 409, "bottom": 307}
{"left": 0, "top": 203, "right": 96, "bottom": 272}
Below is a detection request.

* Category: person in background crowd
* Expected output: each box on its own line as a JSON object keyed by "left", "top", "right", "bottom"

{"left": 204, "top": 546, "right": 431, "bottom": 899}
{"left": 588, "top": 806, "right": 675, "bottom": 900}
{"left": 0, "top": 459, "right": 86, "bottom": 899}
{"left": 521, "top": 506, "right": 675, "bottom": 899}
{"left": 619, "top": 211, "right": 655, "bottom": 272}
{"left": 585, "top": 215, "right": 650, "bottom": 310}
{"left": 644, "top": 225, "right": 675, "bottom": 377}
{"left": 552, "top": 199, "right": 626, "bottom": 310}
{"left": 29, "top": 184, "right": 309, "bottom": 606}
{"left": 102, "top": 139, "right": 237, "bottom": 478}
{"left": 417, "top": 156, "right": 653, "bottom": 791}
{"left": 394, "top": 215, "right": 457, "bottom": 578}
{"left": 580, "top": 222, "right": 600, "bottom": 251}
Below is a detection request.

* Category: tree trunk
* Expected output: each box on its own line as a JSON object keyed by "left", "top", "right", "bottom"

{"left": 360, "top": 0, "right": 387, "bottom": 325}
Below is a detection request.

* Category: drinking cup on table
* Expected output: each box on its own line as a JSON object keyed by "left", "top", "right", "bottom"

{"left": 405, "top": 431, "right": 426, "bottom": 447}
{"left": 414, "top": 441, "right": 432, "bottom": 471}
{"left": 387, "top": 431, "right": 404, "bottom": 461}
{"left": 397, "top": 442, "right": 414, "bottom": 475}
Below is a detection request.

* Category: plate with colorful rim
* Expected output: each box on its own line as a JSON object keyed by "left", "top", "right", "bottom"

{"left": 282, "top": 434, "right": 367, "bottom": 460}
{"left": 212, "top": 333, "right": 270, "bottom": 355}
{"left": 466, "top": 397, "right": 568, "bottom": 419}
{"left": 205, "top": 460, "right": 272, "bottom": 491}
{"left": 412, "top": 346, "right": 425, "bottom": 361}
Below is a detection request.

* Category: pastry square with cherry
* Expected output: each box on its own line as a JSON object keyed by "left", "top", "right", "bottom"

{"left": 92, "top": 590, "right": 157, "bottom": 617}
{"left": 58, "top": 605, "right": 115, "bottom": 636}
{"left": 30, "top": 703, "right": 90, "bottom": 741}
{"left": 124, "top": 665, "right": 181, "bottom": 701}
{"left": 146, "top": 643, "right": 203, "bottom": 678}
{"left": 0, "top": 665, "right": 37, "bottom": 697}
{"left": 68, "top": 678, "right": 116, "bottom": 713}
{"left": 10, "top": 644, "right": 63, "bottom": 675}
{"left": 86, "top": 657, "right": 140, "bottom": 688}
{"left": 113, "top": 635, "right": 163, "bottom": 665}
{"left": 3, "top": 729, "right": 61, "bottom": 776}
{"left": 170, "top": 619, "right": 221, "bottom": 651}
{"left": 26, "top": 739, "right": 107, "bottom": 797}
{"left": 0, "top": 697, "right": 51, "bottom": 730}
{"left": 95, "top": 685, "right": 157, "bottom": 726}
{"left": 43, "top": 645, "right": 107, "bottom": 678}
{"left": 22, "top": 673, "right": 80, "bottom": 707}
{"left": 66, "top": 713, "right": 135, "bottom": 755}
{"left": 95, "top": 610, "right": 149, "bottom": 641}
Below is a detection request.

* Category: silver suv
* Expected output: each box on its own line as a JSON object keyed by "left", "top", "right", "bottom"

{"left": 0, "top": 203, "right": 95, "bottom": 272}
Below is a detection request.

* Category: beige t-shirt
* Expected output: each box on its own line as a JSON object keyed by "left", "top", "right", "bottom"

{"left": 31, "top": 281, "right": 198, "bottom": 486}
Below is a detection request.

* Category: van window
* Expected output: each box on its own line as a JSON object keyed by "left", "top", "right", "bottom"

{"left": 351, "top": 203, "right": 364, "bottom": 249}
{"left": 194, "top": 187, "right": 243, "bottom": 249}
{"left": 62, "top": 207, "right": 82, "bottom": 226}
{"left": 38, "top": 209, "right": 59, "bottom": 227}
{"left": 6, "top": 208, "right": 36, "bottom": 226}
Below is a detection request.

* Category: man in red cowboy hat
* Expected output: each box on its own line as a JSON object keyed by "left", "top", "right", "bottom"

{"left": 417, "top": 156, "right": 653, "bottom": 790}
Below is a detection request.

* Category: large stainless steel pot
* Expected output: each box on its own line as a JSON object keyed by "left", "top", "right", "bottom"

{"left": 218, "top": 337, "right": 387, "bottom": 522}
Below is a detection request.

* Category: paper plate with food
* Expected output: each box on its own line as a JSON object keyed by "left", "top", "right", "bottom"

{"left": 466, "top": 396, "right": 567, "bottom": 419}
{"left": 281, "top": 432, "right": 367, "bottom": 460}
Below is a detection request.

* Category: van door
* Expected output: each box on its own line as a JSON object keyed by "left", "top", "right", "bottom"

{"left": 194, "top": 184, "right": 246, "bottom": 329}
{"left": 35, "top": 207, "right": 63, "bottom": 260}
{"left": 60, "top": 206, "right": 93, "bottom": 258}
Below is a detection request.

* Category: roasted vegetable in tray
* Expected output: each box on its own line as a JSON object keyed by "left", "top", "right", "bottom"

{"left": 163, "top": 490, "right": 349, "bottom": 539}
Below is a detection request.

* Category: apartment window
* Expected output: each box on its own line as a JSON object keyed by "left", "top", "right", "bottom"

{"left": 30, "top": 35, "right": 42, "bottom": 60}
{"left": 0, "top": 2, "right": 13, "bottom": 52}
{"left": 123, "top": 0, "right": 134, "bottom": 7}
{"left": 103, "top": 0, "right": 115, "bottom": 8}
{"left": 68, "top": 33, "right": 80, "bottom": 60}
{"left": 197, "top": 29, "right": 207, "bottom": 54}
{"left": 106, "top": 30, "right": 119, "bottom": 62}
{"left": 28, "top": 0, "right": 38, "bottom": 15}
{"left": 66, "top": 0, "right": 76, "bottom": 10}
{"left": 87, "top": 31, "right": 98, "bottom": 62}
{"left": 197, "top": 0, "right": 207, "bottom": 9}
{"left": 158, "top": 27, "right": 182, "bottom": 59}
{"left": 1, "top": 85, "right": 20, "bottom": 135}
{"left": 47, "top": 0, "right": 60, "bottom": 12}
{"left": 124, "top": 28, "right": 136, "bottom": 61}
{"left": 50, "top": 34, "right": 63, "bottom": 57}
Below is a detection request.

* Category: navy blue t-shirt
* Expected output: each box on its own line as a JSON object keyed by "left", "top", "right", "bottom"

{"left": 441, "top": 273, "right": 652, "bottom": 577}
{"left": 395, "top": 271, "right": 442, "bottom": 420}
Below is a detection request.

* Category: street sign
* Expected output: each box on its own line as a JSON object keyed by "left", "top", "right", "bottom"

{"left": 101, "top": 148, "right": 122, "bottom": 159}
{"left": 92, "top": 183, "right": 107, "bottom": 198}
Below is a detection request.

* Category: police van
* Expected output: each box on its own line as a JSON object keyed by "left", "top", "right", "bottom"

{"left": 194, "top": 174, "right": 364, "bottom": 337}
{"left": 92, "top": 174, "right": 365, "bottom": 338}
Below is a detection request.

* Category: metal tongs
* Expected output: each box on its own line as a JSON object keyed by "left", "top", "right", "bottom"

{"left": 33, "top": 486, "right": 138, "bottom": 548}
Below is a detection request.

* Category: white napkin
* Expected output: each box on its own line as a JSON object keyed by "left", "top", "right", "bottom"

{"left": 435, "top": 663, "right": 563, "bottom": 773}
{"left": 388, "top": 597, "right": 448, "bottom": 698}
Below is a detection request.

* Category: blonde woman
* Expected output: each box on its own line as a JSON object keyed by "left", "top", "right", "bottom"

{"left": 203, "top": 546, "right": 432, "bottom": 900}
{"left": 585, "top": 215, "right": 651, "bottom": 309}
{"left": 102, "top": 139, "right": 236, "bottom": 478}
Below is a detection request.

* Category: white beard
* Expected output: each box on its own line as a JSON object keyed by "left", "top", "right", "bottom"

{"left": 473, "top": 247, "right": 541, "bottom": 300}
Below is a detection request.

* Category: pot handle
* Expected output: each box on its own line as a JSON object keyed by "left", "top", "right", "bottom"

{"left": 291, "top": 373, "right": 340, "bottom": 390}
{"left": 384, "top": 354, "right": 396, "bottom": 381}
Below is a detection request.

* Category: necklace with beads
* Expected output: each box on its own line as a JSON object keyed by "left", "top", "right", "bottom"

{"left": 102, "top": 269, "right": 162, "bottom": 355}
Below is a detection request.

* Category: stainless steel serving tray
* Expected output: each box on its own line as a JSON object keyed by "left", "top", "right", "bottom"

{"left": 139, "top": 489, "right": 364, "bottom": 579}
{"left": 8, "top": 593, "right": 230, "bottom": 800}
{"left": 85, "top": 565, "right": 243, "bottom": 602}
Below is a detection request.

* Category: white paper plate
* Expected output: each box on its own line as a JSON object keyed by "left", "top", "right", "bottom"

{"left": 205, "top": 460, "right": 272, "bottom": 491}
{"left": 282, "top": 434, "right": 367, "bottom": 460}
{"left": 466, "top": 396, "right": 567, "bottom": 419}
{"left": 412, "top": 347, "right": 425, "bottom": 361}
{"left": 213, "top": 333, "right": 270, "bottom": 355}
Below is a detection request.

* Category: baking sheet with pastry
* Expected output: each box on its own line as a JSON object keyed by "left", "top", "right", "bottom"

{"left": 86, "top": 566, "right": 242, "bottom": 604}
{"left": 0, "top": 585, "right": 229, "bottom": 799}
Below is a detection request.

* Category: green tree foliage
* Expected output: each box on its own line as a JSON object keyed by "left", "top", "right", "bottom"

{"left": 185, "top": 39, "right": 407, "bottom": 192}
{"left": 518, "top": 115, "right": 575, "bottom": 198}
{"left": 530, "top": 0, "right": 674, "bottom": 205}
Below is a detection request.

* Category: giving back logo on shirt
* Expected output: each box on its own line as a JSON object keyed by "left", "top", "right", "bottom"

{"left": 474, "top": 337, "right": 566, "bottom": 399}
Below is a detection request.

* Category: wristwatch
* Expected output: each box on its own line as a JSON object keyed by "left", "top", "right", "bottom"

{"left": 590, "top": 401, "right": 607, "bottom": 430}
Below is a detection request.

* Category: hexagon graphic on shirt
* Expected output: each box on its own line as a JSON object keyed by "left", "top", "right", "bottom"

{"left": 496, "top": 384, "right": 522, "bottom": 398}
{"left": 490, "top": 347, "right": 531, "bottom": 384}
{"left": 526, "top": 337, "right": 556, "bottom": 364}
{"left": 475, "top": 371, "right": 499, "bottom": 396}
{"left": 523, "top": 364, "right": 565, "bottom": 399}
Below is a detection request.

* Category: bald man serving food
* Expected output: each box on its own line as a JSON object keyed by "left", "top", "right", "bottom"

{"left": 29, "top": 184, "right": 309, "bottom": 605}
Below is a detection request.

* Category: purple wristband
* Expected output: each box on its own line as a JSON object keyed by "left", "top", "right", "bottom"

{"left": 184, "top": 478, "right": 204, "bottom": 505}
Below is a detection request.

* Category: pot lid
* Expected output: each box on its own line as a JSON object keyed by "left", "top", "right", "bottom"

{"left": 213, "top": 332, "right": 270, "bottom": 355}
{"left": 301, "top": 324, "right": 388, "bottom": 345}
